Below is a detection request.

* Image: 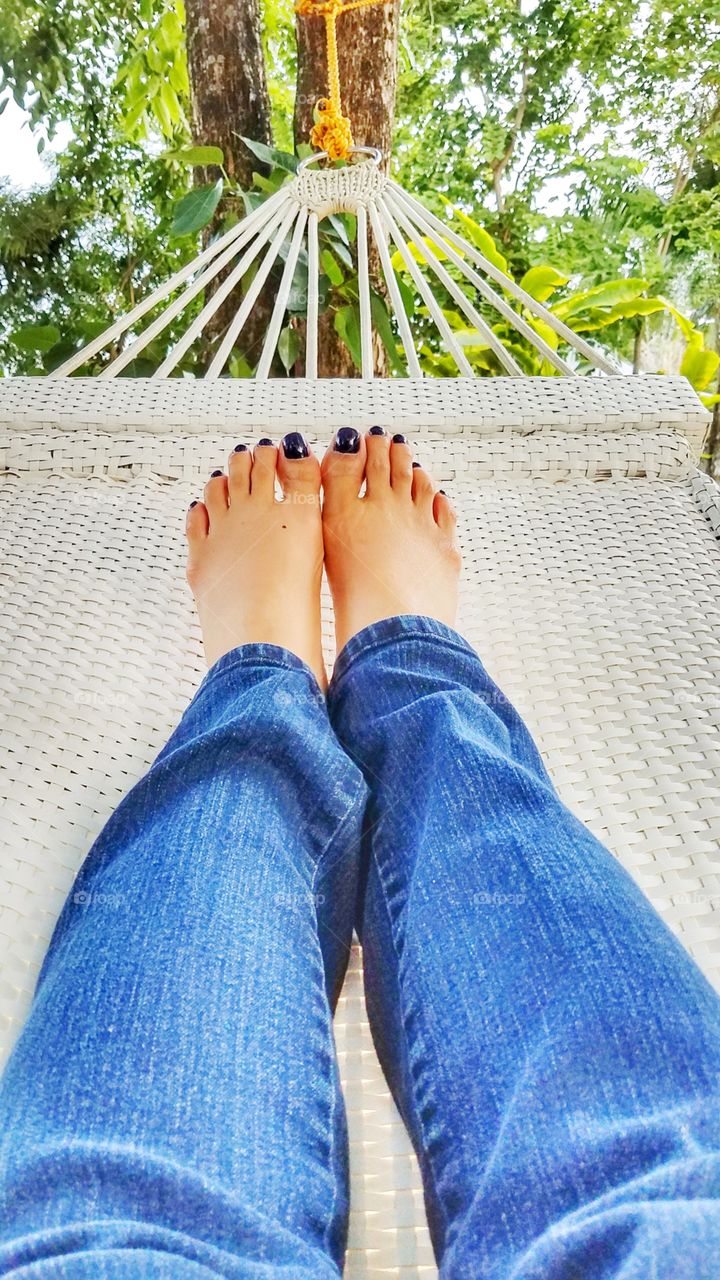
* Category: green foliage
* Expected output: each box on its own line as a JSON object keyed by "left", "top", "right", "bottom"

{"left": 170, "top": 180, "right": 224, "bottom": 236}
{"left": 387, "top": 207, "right": 718, "bottom": 393}
{"left": 116, "top": 1, "right": 189, "bottom": 142}
{"left": 163, "top": 145, "right": 225, "bottom": 167}
{"left": 0, "top": 0, "right": 717, "bottom": 385}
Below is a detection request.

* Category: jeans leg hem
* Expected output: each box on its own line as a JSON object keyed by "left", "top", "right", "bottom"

{"left": 328, "top": 616, "right": 482, "bottom": 702}
{"left": 199, "top": 644, "right": 326, "bottom": 702}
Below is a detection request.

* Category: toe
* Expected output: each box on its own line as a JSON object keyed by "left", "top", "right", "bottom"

{"left": 389, "top": 434, "right": 413, "bottom": 493}
{"left": 228, "top": 443, "right": 251, "bottom": 499}
{"left": 186, "top": 499, "right": 209, "bottom": 542}
{"left": 434, "top": 489, "right": 457, "bottom": 537}
{"left": 204, "top": 470, "right": 229, "bottom": 519}
{"left": 278, "top": 434, "right": 321, "bottom": 507}
{"left": 251, "top": 438, "right": 279, "bottom": 500}
{"left": 364, "top": 427, "right": 391, "bottom": 496}
{"left": 321, "top": 428, "right": 367, "bottom": 508}
{"left": 411, "top": 461, "right": 435, "bottom": 510}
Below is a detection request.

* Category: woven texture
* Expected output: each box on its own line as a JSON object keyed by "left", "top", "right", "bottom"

{"left": 0, "top": 375, "right": 708, "bottom": 450}
{"left": 1, "top": 378, "right": 719, "bottom": 1277}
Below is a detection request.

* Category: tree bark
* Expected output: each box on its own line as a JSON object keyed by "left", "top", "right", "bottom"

{"left": 185, "top": 0, "right": 272, "bottom": 189}
{"left": 185, "top": 0, "right": 273, "bottom": 370}
{"left": 294, "top": 1, "right": 399, "bottom": 376}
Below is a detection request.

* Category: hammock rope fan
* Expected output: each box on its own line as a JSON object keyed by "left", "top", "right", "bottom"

{"left": 1, "top": 2, "right": 720, "bottom": 1276}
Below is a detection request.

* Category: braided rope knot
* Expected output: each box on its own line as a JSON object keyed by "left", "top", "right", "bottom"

{"left": 295, "top": 0, "right": 385, "bottom": 161}
{"left": 310, "top": 98, "right": 354, "bottom": 161}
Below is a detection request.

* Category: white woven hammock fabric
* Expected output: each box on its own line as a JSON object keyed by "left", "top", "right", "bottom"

{"left": 1, "top": 375, "right": 719, "bottom": 1277}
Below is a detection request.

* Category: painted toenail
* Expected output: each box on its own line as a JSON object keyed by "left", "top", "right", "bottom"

{"left": 282, "top": 431, "right": 309, "bottom": 459}
{"left": 392, "top": 433, "right": 406, "bottom": 444}
{"left": 189, "top": 501, "right": 198, "bottom": 509}
{"left": 335, "top": 427, "right": 360, "bottom": 454}
{"left": 369, "top": 425, "right": 385, "bottom": 435}
{"left": 412, "top": 461, "right": 421, "bottom": 468}
{"left": 439, "top": 489, "right": 447, "bottom": 495}
{"left": 234, "top": 443, "right": 248, "bottom": 452}
{"left": 257, "top": 438, "right": 273, "bottom": 447}
{"left": 211, "top": 470, "right": 223, "bottom": 477}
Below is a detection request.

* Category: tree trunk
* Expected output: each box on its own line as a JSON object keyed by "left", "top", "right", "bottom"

{"left": 294, "top": 1, "right": 399, "bottom": 376}
{"left": 185, "top": 0, "right": 272, "bottom": 189}
{"left": 633, "top": 321, "right": 643, "bottom": 373}
{"left": 185, "top": 0, "right": 273, "bottom": 370}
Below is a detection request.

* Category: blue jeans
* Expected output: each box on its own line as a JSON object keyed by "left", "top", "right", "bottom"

{"left": 2, "top": 616, "right": 720, "bottom": 1278}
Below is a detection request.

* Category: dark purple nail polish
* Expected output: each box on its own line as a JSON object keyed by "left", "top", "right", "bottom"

{"left": 211, "top": 470, "right": 223, "bottom": 477}
{"left": 234, "top": 443, "right": 247, "bottom": 453}
{"left": 189, "top": 500, "right": 198, "bottom": 509}
{"left": 412, "top": 461, "right": 421, "bottom": 468}
{"left": 282, "top": 431, "right": 309, "bottom": 459}
{"left": 369, "top": 425, "right": 385, "bottom": 436}
{"left": 257, "top": 438, "right": 273, "bottom": 447}
{"left": 392, "top": 433, "right": 406, "bottom": 444}
{"left": 335, "top": 427, "right": 360, "bottom": 454}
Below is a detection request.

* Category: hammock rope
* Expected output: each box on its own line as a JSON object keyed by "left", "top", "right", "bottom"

{"left": 295, "top": 0, "right": 386, "bottom": 161}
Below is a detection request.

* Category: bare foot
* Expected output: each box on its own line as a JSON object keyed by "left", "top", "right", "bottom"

{"left": 186, "top": 434, "right": 327, "bottom": 690}
{"left": 321, "top": 427, "right": 461, "bottom": 654}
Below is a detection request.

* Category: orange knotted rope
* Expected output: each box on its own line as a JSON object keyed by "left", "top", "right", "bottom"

{"left": 295, "top": 0, "right": 386, "bottom": 161}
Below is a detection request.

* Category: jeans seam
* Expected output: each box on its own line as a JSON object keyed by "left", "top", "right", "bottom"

{"left": 310, "top": 788, "right": 365, "bottom": 1262}
{"left": 369, "top": 846, "right": 451, "bottom": 1248}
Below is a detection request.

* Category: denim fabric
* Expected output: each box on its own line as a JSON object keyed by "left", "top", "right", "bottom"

{"left": 0, "top": 647, "right": 367, "bottom": 1278}
{"left": 2, "top": 616, "right": 720, "bottom": 1279}
{"left": 328, "top": 616, "right": 720, "bottom": 1278}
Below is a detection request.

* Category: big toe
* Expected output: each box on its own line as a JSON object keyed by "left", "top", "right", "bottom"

{"left": 321, "top": 428, "right": 367, "bottom": 510}
{"left": 278, "top": 434, "right": 321, "bottom": 508}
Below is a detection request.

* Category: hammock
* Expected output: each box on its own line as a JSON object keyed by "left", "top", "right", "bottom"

{"left": 2, "top": 19, "right": 720, "bottom": 1275}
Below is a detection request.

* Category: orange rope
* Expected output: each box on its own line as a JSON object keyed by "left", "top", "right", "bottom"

{"left": 295, "top": 0, "right": 386, "bottom": 161}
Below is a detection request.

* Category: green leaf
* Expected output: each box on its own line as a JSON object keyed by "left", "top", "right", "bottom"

{"left": 370, "top": 291, "right": 406, "bottom": 375}
{"left": 700, "top": 393, "right": 720, "bottom": 409}
{"left": 240, "top": 136, "right": 298, "bottom": 173}
{"left": 680, "top": 341, "right": 720, "bottom": 391}
{"left": 153, "top": 90, "right": 174, "bottom": 137}
{"left": 322, "top": 234, "right": 353, "bottom": 270}
{"left": 554, "top": 278, "right": 649, "bottom": 319}
{"left": 278, "top": 324, "right": 300, "bottom": 373}
{"left": 163, "top": 145, "right": 225, "bottom": 167}
{"left": 524, "top": 315, "right": 559, "bottom": 350}
{"left": 11, "top": 323, "right": 60, "bottom": 353}
{"left": 334, "top": 305, "right": 362, "bottom": 371}
{"left": 662, "top": 301, "right": 698, "bottom": 342}
{"left": 252, "top": 171, "right": 280, "bottom": 194}
{"left": 326, "top": 212, "right": 350, "bottom": 244}
{"left": 397, "top": 274, "right": 416, "bottom": 320}
{"left": 519, "top": 265, "right": 569, "bottom": 302}
{"left": 604, "top": 298, "right": 668, "bottom": 318}
{"left": 171, "top": 180, "right": 223, "bottom": 236}
{"left": 391, "top": 234, "right": 450, "bottom": 272}
{"left": 229, "top": 353, "right": 254, "bottom": 378}
{"left": 241, "top": 190, "right": 269, "bottom": 216}
{"left": 321, "top": 249, "right": 344, "bottom": 286}
{"left": 160, "top": 81, "right": 181, "bottom": 125}
{"left": 439, "top": 197, "right": 509, "bottom": 275}
{"left": 168, "top": 55, "right": 189, "bottom": 96}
